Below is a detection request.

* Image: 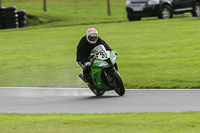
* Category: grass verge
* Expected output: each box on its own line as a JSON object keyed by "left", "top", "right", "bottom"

{"left": 1, "top": 17, "right": 200, "bottom": 88}
{"left": 1, "top": 0, "right": 127, "bottom": 28}
{"left": 0, "top": 112, "right": 200, "bottom": 133}
{"left": 1, "top": 0, "right": 200, "bottom": 88}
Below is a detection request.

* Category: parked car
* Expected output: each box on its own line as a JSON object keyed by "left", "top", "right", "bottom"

{"left": 126, "top": 0, "right": 200, "bottom": 21}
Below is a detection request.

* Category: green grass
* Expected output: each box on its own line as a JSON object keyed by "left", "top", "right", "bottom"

{"left": 0, "top": 112, "right": 200, "bottom": 133}
{"left": 1, "top": 17, "right": 200, "bottom": 88}
{"left": 1, "top": 0, "right": 127, "bottom": 28}
{"left": 1, "top": 0, "right": 200, "bottom": 88}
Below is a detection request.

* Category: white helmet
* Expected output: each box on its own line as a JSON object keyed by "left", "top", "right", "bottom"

{"left": 86, "top": 28, "right": 98, "bottom": 44}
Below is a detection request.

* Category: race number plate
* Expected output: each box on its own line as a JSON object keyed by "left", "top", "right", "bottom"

{"left": 97, "top": 51, "right": 110, "bottom": 60}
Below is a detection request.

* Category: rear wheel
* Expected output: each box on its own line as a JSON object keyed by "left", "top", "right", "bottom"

{"left": 192, "top": 2, "right": 200, "bottom": 17}
{"left": 110, "top": 71, "right": 125, "bottom": 96}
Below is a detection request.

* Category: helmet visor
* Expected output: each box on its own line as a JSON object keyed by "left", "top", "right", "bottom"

{"left": 88, "top": 36, "right": 98, "bottom": 42}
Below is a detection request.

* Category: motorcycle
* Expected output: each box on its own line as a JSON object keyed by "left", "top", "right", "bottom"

{"left": 79, "top": 45, "right": 125, "bottom": 96}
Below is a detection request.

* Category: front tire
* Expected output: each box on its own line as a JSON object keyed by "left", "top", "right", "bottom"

{"left": 192, "top": 2, "right": 200, "bottom": 17}
{"left": 110, "top": 71, "right": 125, "bottom": 96}
{"left": 158, "top": 5, "right": 173, "bottom": 19}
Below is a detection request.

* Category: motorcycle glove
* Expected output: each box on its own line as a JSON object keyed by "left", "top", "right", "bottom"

{"left": 84, "top": 62, "right": 91, "bottom": 68}
{"left": 112, "top": 51, "right": 118, "bottom": 55}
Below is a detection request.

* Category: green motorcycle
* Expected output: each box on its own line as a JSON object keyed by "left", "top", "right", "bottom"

{"left": 79, "top": 45, "right": 125, "bottom": 96}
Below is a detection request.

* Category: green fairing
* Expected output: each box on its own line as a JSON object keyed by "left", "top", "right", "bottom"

{"left": 86, "top": 45, "right": 125, "bottom": 96}
{"left": 90, "top": 50, "right": 116, "bottom": 90}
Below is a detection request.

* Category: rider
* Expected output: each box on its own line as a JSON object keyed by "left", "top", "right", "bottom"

{"left": 76, "top": 28, "right": 113, "bottom": 82}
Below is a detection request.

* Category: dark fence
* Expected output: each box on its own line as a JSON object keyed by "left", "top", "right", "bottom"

{"left": 0, "top": 6, "right": 26, "bottom": 29}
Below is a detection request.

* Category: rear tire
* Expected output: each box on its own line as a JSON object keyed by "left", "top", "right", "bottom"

{"left": 110, "top": 71, "right": 125, "bottom": 96}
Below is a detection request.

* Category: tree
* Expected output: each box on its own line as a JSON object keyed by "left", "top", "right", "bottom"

{"left": 43, "top": 0, "right": 46, "bottom": 12}
{"left": 107, "top": 0, "right": 111, "bottom": 16}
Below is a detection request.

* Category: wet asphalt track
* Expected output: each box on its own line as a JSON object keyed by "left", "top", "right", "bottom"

{"left": 0, "top": 87, "right": 200, "bottom": 113}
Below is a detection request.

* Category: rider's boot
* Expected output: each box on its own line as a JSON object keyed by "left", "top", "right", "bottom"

{"left": 79, "top": 72, "right": 87, "bottom": 82}
{"left": 79, "top": 72, "right": 91, "bottom": 83}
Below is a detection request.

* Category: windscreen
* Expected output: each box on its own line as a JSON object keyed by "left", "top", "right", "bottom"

{"left": 91, "top": 45, "right": 110, "bottom": 60}
{"left": 91, "top": 45, "right": 106, "bottom": 55}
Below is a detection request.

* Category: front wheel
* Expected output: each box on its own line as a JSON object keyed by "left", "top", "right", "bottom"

{"left": 192, "top": 2, "right": 200, "bottom": 17}
{"left": 158, "top": 5, "right": 173, "bottom": 19}
{"left": 110, "top": 71, "right": 125, "bottom": 96}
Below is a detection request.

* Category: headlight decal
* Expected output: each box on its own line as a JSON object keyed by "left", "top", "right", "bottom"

{"left": 95, "top": 60, "right": 109, "bottom": 67}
